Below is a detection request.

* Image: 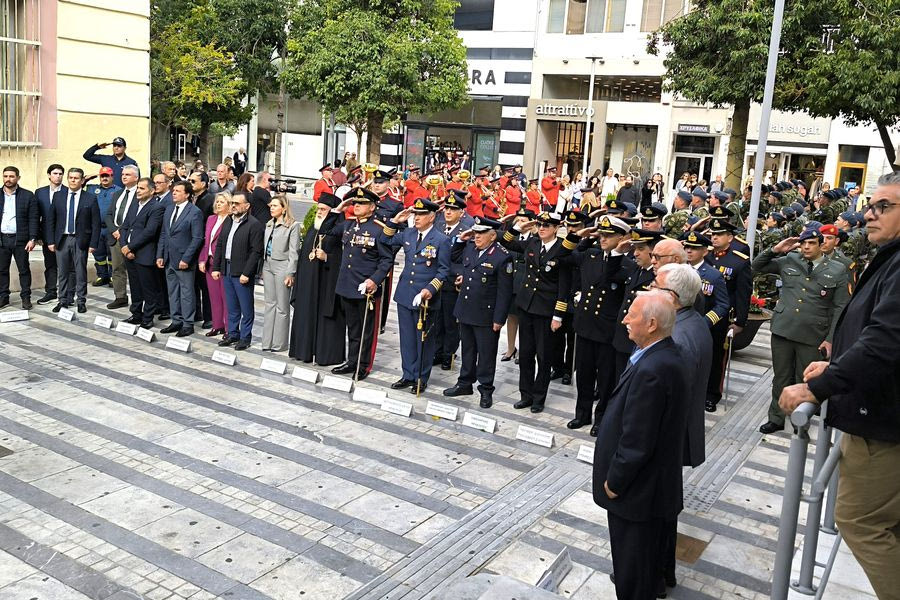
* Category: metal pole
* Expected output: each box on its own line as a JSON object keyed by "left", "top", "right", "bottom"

{"left": 794, "top": 405, "right": 833, "bottom": 594}
{"left": 821, "top": 462, "right": 839, "bottom": 534}
{"left": 744, "top": 0, "right": 786, "bottom": 258}
{"left": 581, "top": 57, "right": 599, "bottom": 185}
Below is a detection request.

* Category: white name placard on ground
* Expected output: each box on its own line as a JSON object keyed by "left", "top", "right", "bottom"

{"left": 380, "top": 398, "right": 413, "bottom": 418}
{"left": 93, "top": 315, "right": 113, "bottom": 329}
{"left": 211, "top": 350, "right": 237, "bottom": 366}
{"left": 321, "top": 375, "right": 353, "bottom": 393}
{"left": 291, "top": 366, "right": 319, "bottom": 384}
{"left": 165, "top": 337, "right": 191, "bottom": 353}
{"left": 260, "top": 358, "right": 287, "bottom": 375}
{"left": 425, "top": 401, "right": 459, "bottom": 421}
{"left": 135, "top": 327, "right": 155, "bottom": 342}
{"left": 352, "top": 386, "right": 386, "bottom": 405}
{"left": 515, "top": 425, "right": 554, "bottom": 449}
{"left": 115, "top": 322, "right": 137, "bottom": 336}
{"left": 57, "top": 308, "right": 76, "bottom": 322}
{"left": 0, "top": 310, "right": 29, "bottom": 323}
{"left": 576, "top": 445, "right": 594, "bottom": 464}
{"left": 462, "top": 411, "right": 496, "bottom": 434}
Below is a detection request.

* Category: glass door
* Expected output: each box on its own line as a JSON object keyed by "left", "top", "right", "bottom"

{"left": 473, "top": 130, "right": 499, "bottom": 170}
{"left": 836, "top": 162, "right": 866, "bottom": 191}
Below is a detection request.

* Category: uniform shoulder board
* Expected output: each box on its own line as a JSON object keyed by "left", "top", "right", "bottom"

{"left": 733, "top": 250, "right": 749, "bottom": 260}
{"left": 496, "top": 244, "right": 509, "bottom": 254}
{"left": 735, "top": 236, "right": 747, "bottom": 243}
{"left": 373, "top": 219, "right": 387, "bottom": 228}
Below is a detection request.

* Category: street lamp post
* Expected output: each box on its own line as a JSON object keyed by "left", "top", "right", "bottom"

{"left": 581, "top": 56, "right": 601, "bottom": 185}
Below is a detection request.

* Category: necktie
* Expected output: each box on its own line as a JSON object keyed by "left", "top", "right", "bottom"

{"left": 67, "top": 192, "right": 76, "bottom": 234}
{"left": 445, "top": 225, "right": 451, "bottom": 236}
{"left": 417, "top": 232, "right": 423, "bottom": 248}
{"left": 116, "top": 190, "right": 130, "bottom": 225}
{"left": 807, "top": 260, "right": 814, "bottom": 275}
{"left": 540, "top": 245, "right": 547, "bottom": 259}
{"left": 171, "top": 204, "right": 180, "bottom": 227}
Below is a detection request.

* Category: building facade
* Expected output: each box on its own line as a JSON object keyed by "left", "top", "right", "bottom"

{"left": 0, "top": 0, "right": 151, "bottom": 188}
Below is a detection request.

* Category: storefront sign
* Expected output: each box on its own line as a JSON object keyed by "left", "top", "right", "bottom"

{"left": 470, "top": 68, "right": 497, "bottom": 86}
{"left": 534, "top": 103, "right": 595, "bottom": 118}
{"left": 768, "top": 122, "right": 823, "bottom": 138}
{"left": 678, "top": 124, "right": 710, "bottom": 134}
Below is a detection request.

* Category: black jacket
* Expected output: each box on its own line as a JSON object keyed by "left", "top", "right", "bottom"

{"left": 808, "top": 239, "right": 900, "bottom": 442}
{"left": 1, "top": 187, "right": 39, "bottom": 245}
{"left": 592, "top": 337, "right": 689, "bottom": 521}
{"left": 212, "top": 214, "right": 264, "bottom": 278}
{"left": 499, "top": 228, "right": 576, "bottom": 319}
{"left": 118, "top": 200, "right": 164, "bottom": 267}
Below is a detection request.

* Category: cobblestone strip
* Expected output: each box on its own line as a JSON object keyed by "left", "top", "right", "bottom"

{"left": 345, "top": 454, "right": 590, "bottom": 600}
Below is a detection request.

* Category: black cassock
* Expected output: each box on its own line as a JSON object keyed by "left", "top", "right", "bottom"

{"left": 289, "top": 214, "right": 346, "bottom": 365}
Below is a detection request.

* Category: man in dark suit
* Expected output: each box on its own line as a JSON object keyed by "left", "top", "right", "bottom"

{"left": 0, "top": 166, "right": 39, "bottom": 309}
{"left": 34, "top": 164, "right": 65, "bottom": 305}
{"left": 104, "top": 165, "right": 140, "bottom": 308}
{"left": 655, "top": 263, "right": 713, "bottom": 591}
{"left": 593, "top": 290, "right": 689, "bottom": 600}
{"left": 211, "top": 192, "right": 264, "bottom": 351}
{"left": 156, "top": 180, "right": 204, "bottom": 336}
{"left": 47, "top": 168, "right": 101, "bottom": 313}
{"left": 118, "top": 178, "right": 164, "bottom": 327}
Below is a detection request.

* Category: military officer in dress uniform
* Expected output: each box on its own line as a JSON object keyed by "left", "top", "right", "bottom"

{"left": 612, "top": 228, "right": 665, "bottom": 383}
{"left": 551, "top": 210, "right": 591, "bottom": 385}
{"left": 709, "top": 205, "right": 751, "bottom": 254}
{"left": 327, "top": 188, "right": 394, "bottom": 381}
{"left": 639, "top": 204, "right": 666, "bottom": 231}
{"left": 752, "top": 229, "right": 850, "bottom": 433}
{"left": 432, "top": 191, "right": 474, "bottom": 369}
{"left": 443, "top": 217, "right": 513, "bottom": 408}
{"left": 680, "top": 231, "right": 730, "bottom": 328}
{"left": 499, "top": 211, "right": 578, "bottom": 413}
{"left": 565, "top": 216, "right": 635, "bottom": 435}
{"left": 704, "top": 219, "right": 752, "bottom": 412}
{"left": 382, "top": 198, "right": 451, "bottom": 394}
{"left": 370, "top": 169, "right": 405, "bottom": 333}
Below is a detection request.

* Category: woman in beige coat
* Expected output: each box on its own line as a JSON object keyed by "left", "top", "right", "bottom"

{"left": 261, "top": 195, "right": 300, "bottom": 351}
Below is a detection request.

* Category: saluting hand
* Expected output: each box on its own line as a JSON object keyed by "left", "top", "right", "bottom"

{"left": 773, "top": 236, "right": 800, "bottom": 254}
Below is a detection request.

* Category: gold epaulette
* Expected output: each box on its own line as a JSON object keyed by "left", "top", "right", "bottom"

{"left": 733, "top": 250, "right": 749, "bottom": 260}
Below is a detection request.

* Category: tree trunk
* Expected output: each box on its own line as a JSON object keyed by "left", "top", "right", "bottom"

{"left": 365, "top": 112, "right": 384, "bottom": 166}
{"left": 875, "top": 119, "right": 898, "bottom": 169}
{"left": 725, "top": 99, "right": 750, "bottom": 191}
{"left": 199, "top": 120, "right": 211, "bottom": 168}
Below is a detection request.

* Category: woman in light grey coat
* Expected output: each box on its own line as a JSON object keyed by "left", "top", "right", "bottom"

{"left": 261, "top": 195, "right": 300, "bottom": 351}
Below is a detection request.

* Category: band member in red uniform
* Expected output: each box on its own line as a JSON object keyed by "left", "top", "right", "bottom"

{"left": 313, "top": 164, "right": 336, "bottom": 201}
{"left": 446, "top": 167, "right": 464, "bottom": 191}
{"left": 403, "top": 166, "right": 429, "bottom": 207}
{"left": 525, "top": 179, "right": 541, "bottom": 214}
{"left": 541, "top": 166, "right": 560, "bottom": 209}
{"left": 504, "top": 172, "right": 523, "bottom": 216}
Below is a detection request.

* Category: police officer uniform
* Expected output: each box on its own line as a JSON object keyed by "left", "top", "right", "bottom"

{"left": 328, "top": 188, "right": 394, "bottom": 380}
{"left": 680, "top": 231, "right": 730, "bottom": 328}
{"left": 704, "top": 219, "right": 752, "bottom": 411}
{"left": 433, "top": 191, "right": 474, "bottom": 368}
{"left": 499, "top": 212, "right": 578, "bottom": 412}
{"left": 443, "top": 217, "right": 513, "bottom": 407}
{"left": 566, "top": 216, "right": 635, "bottom": 432}
{"left": 752, "top": 229, "right": 850, "bottom": 431}
{"left": 382, "top": 199, "right": 451, "bottom": 393}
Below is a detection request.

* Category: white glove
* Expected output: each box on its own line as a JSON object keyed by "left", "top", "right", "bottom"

{"left": 412, "top": 292, "right": 423, "bottom": 307}
{"left": 357, "top": 282, "right": 368, "bottom": 295}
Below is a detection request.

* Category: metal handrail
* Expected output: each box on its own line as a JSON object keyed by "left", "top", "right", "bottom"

{"left": 771, "top": 401, "right": 844, "bottom": 599}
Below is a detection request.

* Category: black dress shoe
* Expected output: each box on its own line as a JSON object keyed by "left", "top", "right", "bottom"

{"left": 441, "top": 359, "right": 452, "bottom": 370}
{"left": 443, "top": 384, "right": 473, "bottom": 397}
{"left": 157, "top": 312, "right": 170, "bottom": 321}
{"left": 0, "top": 297, "right": 10, "bottom": 309}
{"left": 176, "top": 327, "right": 194, "bottom": 337}
{"left": 589, "top": 425, "right": 598, "bottom": 437}
{"left": 657, "top": 577, "right": 668, "bottom": 598}
{"left": 567, "top": 418, "right": 589, "bottom": 430}
{"left": 234, "top": 339, "right": 251, "bottom": 351}
{"left": 205, "top": 328, "right": 223, "bottom": 337}
{"left": 331, "top": 363, "right": 355, "bottom": 375}
{"left": 513, "top": 399, "right": 533, "bottom": 409}
{"left": 160, "top": 323, "right": 181, "bottom": 334}
{"left": 106, "top": 297, "right": 128, "bottom": 309}
{"left": 139, "top": 322, "right": 153, "bottom": 330}
{"left": 356, "top": 370, "right": 368, "bottom": 381}
{"left": 391, "top": 378, "right": 414, "bottom": 390}
{"left": 759, "top": 421, "right": 783, "bottom": 434}
{"left": 410, "top": 383, "right": 426, "bottom": 394}
{"left": 218, "top": 336, "right": 236, "bottom": 347}
{"left": 479, "top": 393, "right": 493, "bottom": 409}
{"left": 21, "top": 298, "right": 32, "bottom": 310}
{"left": 530, "top": 405, "right": 544, "bottom": 414}
{"left": 77, "top": 303, "right": 87, "bottom": 313}
{"left": 36, "top": 292, "right": 57, "bottom": 305}
{"left": 202, "top": 320, "right": 213, "bottom": 329}
{"left": 432, "top": 354, "right": 444, "bottom": 366}
{"left": 125, "top": 315, "right": 143, "bottom": 325}
{"left": 705, "top": 400, "right": 717, "bottom": 413}
{"left": 51, "top": 303, "right": 64, "bottom": 313}
{"left": 549, "top": 370, "right": 564, "bottom": 381}
{"left": 561, "top": 374, "right": 572, "bottom": 385}
{"left": 664, "top": 573, "right": 677, "bottom": 588}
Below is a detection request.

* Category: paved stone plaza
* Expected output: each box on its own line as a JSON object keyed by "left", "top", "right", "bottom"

{"left": 0, "top": 274, "right": 875, "bottom": 599}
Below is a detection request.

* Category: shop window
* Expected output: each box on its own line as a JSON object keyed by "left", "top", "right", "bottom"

{"left": 674, "top": 134, "right": 715, "bottom": 154}
{"left": 548, "top": 0, "right": 626, "bottom": 34}
{"left": 838, "top": 145, "right": 869, "bottom": 164}
{"left": 641, "top": 0, "right": 684, "bottom": 32}
{"left": 0, "top": 0, "right": 40, "bottom": 145}
{"left": 454, "top": 0, "right": 494, "bottom": 31}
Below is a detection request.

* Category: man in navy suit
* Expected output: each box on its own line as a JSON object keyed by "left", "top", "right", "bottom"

{"left": 34, "top": 164, "right": 64, "bottom": 305}
{"left": 47, "top": 168, "right": 101, "bottom": 313}
{"left": 593, "top": 290, "right": 689, "bottom": 600}
{"left": 151, "top": 172, "right": 174, "bottom": 318}
{"left": 118, "top": 177, "right": 164, "bottom": 327}
{"left": 0, "top": 166, "right": 39, "bottom": 309}
{"left": 156, "top": 180, "right": 203, "bottom": 336}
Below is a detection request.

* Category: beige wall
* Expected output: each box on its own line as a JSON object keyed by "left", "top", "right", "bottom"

{"left": 0, "top": 0, "right": 150, "bottom": 189}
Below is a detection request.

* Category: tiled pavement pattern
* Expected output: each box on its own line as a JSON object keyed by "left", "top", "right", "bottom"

{"left": 0, "top": 268, "right": 872, "bottom": 599}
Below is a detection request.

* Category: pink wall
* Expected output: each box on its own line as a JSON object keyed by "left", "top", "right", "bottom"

{"left": 37, "top": 0, "right": 57, "bottom": 148}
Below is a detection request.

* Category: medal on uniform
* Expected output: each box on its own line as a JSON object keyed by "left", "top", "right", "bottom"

{"left": 545, "top": 265, "right": 551, "bottom": 272}
{"left": 482, "top": 277, "right": 487, "bottom": 283}
{"left": 426, "top": 260, "right": 432, "bottom": 267}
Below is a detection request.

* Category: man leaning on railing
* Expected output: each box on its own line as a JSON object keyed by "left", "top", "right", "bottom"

{"left": 779, "top": 171, "right": 900, "bottom": 600}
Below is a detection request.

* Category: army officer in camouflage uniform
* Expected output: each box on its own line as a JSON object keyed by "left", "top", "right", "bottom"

{"left": 752, "top": 229, "right": 850, "bottom": 433}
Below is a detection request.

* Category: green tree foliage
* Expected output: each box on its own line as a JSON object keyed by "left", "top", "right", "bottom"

{"left": 283, "top": 0, "right": 469, "bottom": 164}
